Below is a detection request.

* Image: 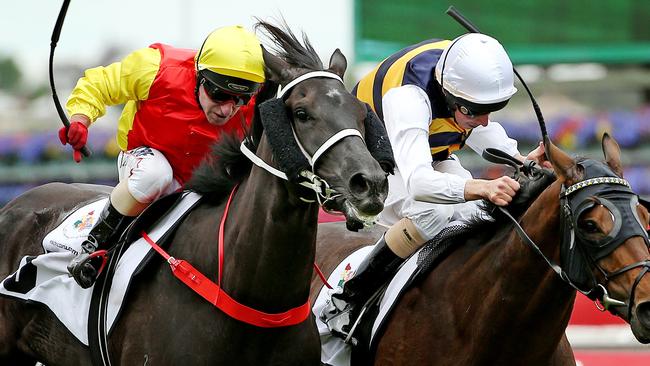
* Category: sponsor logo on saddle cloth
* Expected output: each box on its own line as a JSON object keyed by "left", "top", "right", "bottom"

{"left": 43, "top": 198, "right": 108, "bottom": 255}
{"left": 337, "top": 263, "right": 355, "bottom": 288}
{"left": 0, "top": 192, "right": 202, "bottom": 346}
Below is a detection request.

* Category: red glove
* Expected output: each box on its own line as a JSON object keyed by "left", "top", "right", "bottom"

{"left": 58, "top": 121, "right": 88, "bottom": 163}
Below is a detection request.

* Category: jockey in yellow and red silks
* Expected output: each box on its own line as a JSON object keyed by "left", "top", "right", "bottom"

{"left": 59, "top": 25, "right": 265, "bottom": 288}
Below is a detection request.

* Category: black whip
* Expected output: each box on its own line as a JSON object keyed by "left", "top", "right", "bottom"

{"left": 49, "top": 0, "right": 91, "bottom": 158}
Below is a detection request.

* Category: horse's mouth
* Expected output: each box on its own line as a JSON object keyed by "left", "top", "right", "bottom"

{"left": 323, "top": 197, "right": 379, "bottom": 231}
{"left": 630, "top": 302, "right": 650, "bottom": 343}
{"left": 342, "top": 200, "right": 378, "bottom": 229}
{"left": 631, "top": 322, "right": 650, "bottom": 344}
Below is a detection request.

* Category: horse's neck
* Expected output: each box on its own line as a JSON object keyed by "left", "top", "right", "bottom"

{"left": 499, "top": 180, "right": 575, "bottom": 321}
{"left": 222, "top": 141, "right": 317, "bottom": 311}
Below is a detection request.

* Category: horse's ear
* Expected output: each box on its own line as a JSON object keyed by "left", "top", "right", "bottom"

{"left": 547, "top": 139, "right": 582, "bottom": 186}
{"left": 327, "top": 48, "right": 347, "bottom": 78}
{"left": 601, "top": 133, "right": 624, "bottom": 177}
{"left": 262, "top": 46, "right": 297, "bottom": 85}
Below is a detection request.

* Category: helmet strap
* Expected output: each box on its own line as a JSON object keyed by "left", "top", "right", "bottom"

{"left": 194, "top": 34, "right": 210, "bottom": 111}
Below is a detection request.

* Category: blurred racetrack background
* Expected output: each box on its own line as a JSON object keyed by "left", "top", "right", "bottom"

{"left": 2, "top": 0, "right": 649, "bottom": 363}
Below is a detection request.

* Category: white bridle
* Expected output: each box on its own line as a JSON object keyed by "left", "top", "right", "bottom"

{"left": 241, "top": 71, "right": 364, "bottom": 205}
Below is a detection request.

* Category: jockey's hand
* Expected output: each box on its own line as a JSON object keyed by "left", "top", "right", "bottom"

{"left": 522, "top": 142, "right": 552, "bottom": 169}
{"left": 58, "top": 115, "right": 90, "bottom": 163}
{"left": 465, "top": 176, "right": 520, "bottom": 206}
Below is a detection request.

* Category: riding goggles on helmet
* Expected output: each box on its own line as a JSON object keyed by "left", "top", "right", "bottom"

{"left": 199, "top": 69, "right": 261, "bottom": 106}
{"left": 444, "top": 91, "right": 509, "bottom": 118}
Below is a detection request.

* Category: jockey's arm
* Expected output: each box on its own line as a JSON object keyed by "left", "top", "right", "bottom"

{"left": 384, "top": 87, "right": 520, "bottom": 206}
{"left": 383, "top": 85, "right": 469, "bottom": 204}
{"left": 65, "top": 47, "right": 161, "bottom": 125}
{"left": 465, "top": 120, "right": 520, "bottom": 159}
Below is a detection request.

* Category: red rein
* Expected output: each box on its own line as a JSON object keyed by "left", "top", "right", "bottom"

{"left": 142, "top": 186, "right": 311, "bottom": 328}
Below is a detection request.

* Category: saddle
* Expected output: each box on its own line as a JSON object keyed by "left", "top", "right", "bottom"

{"left": 119, "top": 191, "right": 186, "bottom": 273}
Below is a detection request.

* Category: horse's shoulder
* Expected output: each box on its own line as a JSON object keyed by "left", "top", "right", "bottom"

{"left": 316, "top": 222, "right": 385, "bottom": 270}
{"left": 317, "top": 222, "right": 384, "bottom": 246}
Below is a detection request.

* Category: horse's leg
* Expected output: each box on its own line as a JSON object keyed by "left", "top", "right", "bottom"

{"left": 0, "top": 300, "right": 37, "bottom": 365}
{"left": 20, "top": 309, "right": 92, "bottom": 365}
{"left": 0, "top": 300, "right": 91, "bottom": 366}
{"left": 549, "top": 334, "right": 576, "bottom": 366}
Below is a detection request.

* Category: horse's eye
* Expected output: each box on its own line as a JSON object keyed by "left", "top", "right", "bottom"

{"left": 294, "top": 109, "right": 310, "bottom": 122}
{"left": 579, "top": 220, "right": 600, "bottom": 234}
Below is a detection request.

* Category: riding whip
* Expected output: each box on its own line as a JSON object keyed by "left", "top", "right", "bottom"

{"left": 49, "top": 0, "right": 91, "bottom": 158}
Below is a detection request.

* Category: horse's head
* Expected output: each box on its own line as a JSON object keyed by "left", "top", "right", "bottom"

{"left": 254, "top": 21, "right": 392, "bottom": 230}
{"left": 547, "top": 134, "right": 650, "bottom": 342}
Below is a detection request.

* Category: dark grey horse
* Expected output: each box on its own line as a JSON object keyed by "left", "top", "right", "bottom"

{"left": 0, "top": 22, "right": 389, "bottom": 365}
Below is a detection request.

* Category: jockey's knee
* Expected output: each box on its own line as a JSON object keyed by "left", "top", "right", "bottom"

{"left": 126, "top": 160, "right": 174, "bottom": 204}
{"left": 387, "top": 203, "right": 456, "bottom": 257}
{"left": 409, "top": 204, "right": 454, "bottom": 239}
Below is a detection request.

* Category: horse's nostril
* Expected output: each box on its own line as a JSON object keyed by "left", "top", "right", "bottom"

{"left": 349, "top": 173, "right": 370, "bottom": 196}
{"left": 636, "top": 302, "right": 650, "bottom": 329}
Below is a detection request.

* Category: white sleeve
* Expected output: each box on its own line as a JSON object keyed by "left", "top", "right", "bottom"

{"left": 383, "top": 85, "right": 467, "bottom": 204}
{"left": 465, "top": 120, "right": 520, "bottom": 157}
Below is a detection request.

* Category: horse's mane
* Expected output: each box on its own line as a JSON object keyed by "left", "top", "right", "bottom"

{"left": 255, "top": 20, "right": 323, "bottom": 71}
{"left": 419, "top": 162, "right": 564, "bottom": 275}
{"left": 416, "top": 168, "right": 561, "bottom": 277}
{"left": 464, "top": 156, "right": 590, "bottom": 243}
{"left": 186, "top": 21, "right": 323, "bottom": 203}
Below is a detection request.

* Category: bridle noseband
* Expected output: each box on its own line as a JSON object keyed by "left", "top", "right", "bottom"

{"left": 240, "top": 71, "right": 365, "bottom": 207}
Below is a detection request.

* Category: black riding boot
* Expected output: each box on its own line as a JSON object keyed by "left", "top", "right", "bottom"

{"left": 320, "top": 235, "right": 404, "bottom": 343}
{"left": 67, "top": 199, "right": 133, "bottom": 288}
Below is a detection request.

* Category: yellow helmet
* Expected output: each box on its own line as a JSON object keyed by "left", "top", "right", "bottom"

{"left": 196, "top": 25, "right": 265, "bottom": 95}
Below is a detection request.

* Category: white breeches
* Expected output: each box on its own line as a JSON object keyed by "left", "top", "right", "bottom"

{"left": 379, "top": 155, "right": 486, "bottom": 241}
{"left": 117, "top": 147, "right": 181, "bottom": 203}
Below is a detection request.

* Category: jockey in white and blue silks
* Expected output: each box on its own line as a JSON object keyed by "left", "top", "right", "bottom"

{"left": 321, "top": 33, "right": 550, "bottom": 340}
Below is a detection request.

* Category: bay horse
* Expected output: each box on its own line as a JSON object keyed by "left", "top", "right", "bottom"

{"left": 0, "top": 22, "right": 391, "bottom": 365}
{"left": 312, "top": 135, "right": 650, "bottom": 366}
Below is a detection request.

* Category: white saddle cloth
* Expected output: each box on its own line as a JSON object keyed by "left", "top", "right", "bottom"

{"left": 0, "top": 192, "right": 201, "bottom": 345}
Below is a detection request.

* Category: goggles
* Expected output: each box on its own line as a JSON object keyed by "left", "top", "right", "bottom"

{"left": 201, "top": 78, "right": 250, "bottom": 106}
{"left": 444, "top": 92, "right": 509, "bottom": 118}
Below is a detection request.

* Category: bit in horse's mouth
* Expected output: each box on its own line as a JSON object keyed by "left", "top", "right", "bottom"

{"left": 343, "top": 200, "right": 378, "bottom": 228}
{"left": 322, "top": 196, "right": 379, "bottom": 230}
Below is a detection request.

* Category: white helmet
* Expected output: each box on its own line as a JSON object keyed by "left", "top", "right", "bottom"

{"left": 435, "top": 33, "right": 517, "bottom": 109}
